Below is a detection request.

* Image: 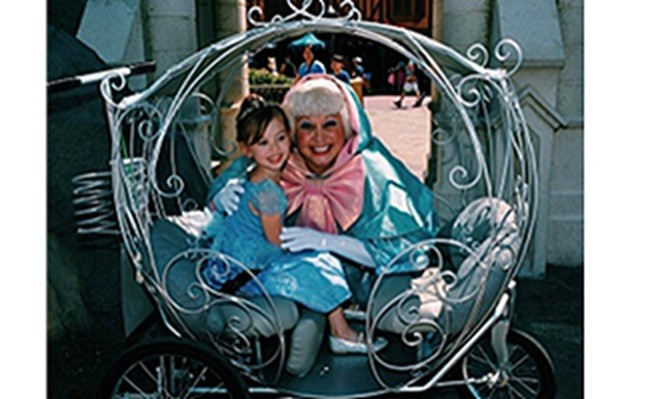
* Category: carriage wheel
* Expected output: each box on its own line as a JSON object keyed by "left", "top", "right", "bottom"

{"left": 97, "top": 338, "right": 251, "bottom": 399}
{"left": 458, "top": 329, "right": 556, "bottom": 399}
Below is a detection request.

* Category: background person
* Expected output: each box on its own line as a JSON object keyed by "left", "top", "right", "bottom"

{"left": 329, "top": 54, "right": 351, "bottom": 84}
{"left": 296, "top": 45, "right": 325, "bottom": 82}
{"left": 279, "top": 54, "right": 297, "bottom": 78}
{"left": 350, "top": 56, "right": 364, "bottom": 80}
{"left": 394, "top": 61, "right": 425, "bottom": 108}
{"left": 388, "top": 61, "right": 406, "bottom": 95}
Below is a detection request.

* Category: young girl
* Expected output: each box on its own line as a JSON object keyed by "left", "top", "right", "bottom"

{"left": 202, "top": 94, "right": 386, "bottom": 355}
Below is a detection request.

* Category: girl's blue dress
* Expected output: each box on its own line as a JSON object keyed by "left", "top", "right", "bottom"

{"left": 203, "top": 179, "right": 351, "bottom": 314}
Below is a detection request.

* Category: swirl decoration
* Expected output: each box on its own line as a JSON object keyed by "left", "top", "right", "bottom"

{"left": 466, "top": 43, "right": 489, "bottom": 67}
{"left": 247, "top": 0, "right": 362, "bottom": 26}
{"left": 430, "top": 125, "right": 454, "bottom": 147}
{"left": 495, "top": 38, "right": 523, "bottom": 76}
{"left": 157, "top": 173, "right": 185, "bottom": 199}
{"left": 99, "top": 72, "right": 128, "bottom": 109}
{"left": 457, "top": 74, "right": 499, "bottom": 110}
{"left": 448, "top": 164, "right": 481, "bottom": 191}
{"left": 465, "top": 39, "right": 523, "bottom": 76}
{"left": 110, "top": 102, "right": 170, "bottom": 215}
{"left": 450, "top": 62, "right": 527, "bottom": 196}
{"left": 157, "top": 247, "right": 287, "bottom": 381}
{"left": 338, "top": 0, "right": 363, "bottom": 20}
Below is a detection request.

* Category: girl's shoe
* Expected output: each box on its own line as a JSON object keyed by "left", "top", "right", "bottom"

{"left": 329, "top": 332, "right": 388, "bottom": 355}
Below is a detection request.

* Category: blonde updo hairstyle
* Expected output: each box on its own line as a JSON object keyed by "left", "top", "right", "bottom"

{"left": 283, "top": 78, "right": 352, "bottom": 139}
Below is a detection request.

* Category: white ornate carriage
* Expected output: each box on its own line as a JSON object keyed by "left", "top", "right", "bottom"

{"left": 88, "top": 2, "right": 555, "bottom": 398}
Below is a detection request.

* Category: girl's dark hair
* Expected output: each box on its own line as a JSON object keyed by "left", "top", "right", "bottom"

{"left": 236, "top": 94, "right": 290, "bottom": 146}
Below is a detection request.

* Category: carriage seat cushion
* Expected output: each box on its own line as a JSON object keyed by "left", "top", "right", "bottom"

{"left": 285, "top": 308, "right": 326, "bottom": 377}
{"left": 371, "top": 197, "right": 521, "bottom": 336}
{"left": 150, "top": 218, "right": 299, "bottom": 338}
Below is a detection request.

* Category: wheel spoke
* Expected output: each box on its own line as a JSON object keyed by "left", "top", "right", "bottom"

{"left": 509, "top": 375, "right": 539, "bottom": 395}
{"left": 119, "top": 359, "right": 174, "bottom": 398}
{"left": 509, "top": 347, "right": 532, "bottom": 372}
{"left": 158, "top": 355, "right": 168, "bottom": 397}
{"left": 474, "top": 344, "right": 498, "bottom": 371}
{"left": 461, "top": 331, "right": 553, "bottom": 399}
{"left": 137, "top": 360, "right": 158, "bottom": 382}
{"left": 181, "top": 365, "right": 209, "bottom": 399}
{"left": 468, "top": 351, "right": 493, "bottom": 369}
{"left": 122, "top": 375, "right": 153, "bottom": 398}
{"left": 506, "top": 383, "right": 527, "bottom": 399}
{"left": 103, "top": 341, "right": 245, "bottom": 399}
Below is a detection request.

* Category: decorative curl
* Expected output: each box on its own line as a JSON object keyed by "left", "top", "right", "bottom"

{"left": 339, "top": 0, "right": 362, "bottom": 20}
{"left": 247, "top": 6, "right": 265, "bottom": 25}
{"left": 466, "top": 43, "right": 489, "bottom": 67}
{"left": 247, "top": 0, "right": 362, "bottom": 26}
{"left": 448, "top": 164, "right": 482, "bottom": 191}
{"left": 99, "top": 72, "right": 128, "bottom": 108}
{"left": 494, "top": 38, "right": 523, "bottom": 76}
{"left": 155, "top": 173, "right": 185, "bottom": 199}
{"left": 431, "top": 126, "right": 456, "bottom": 146}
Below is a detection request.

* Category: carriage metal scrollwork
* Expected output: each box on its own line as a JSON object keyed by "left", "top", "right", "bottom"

{"left": 91, "top": 1, "right": 555, "bottom": 397}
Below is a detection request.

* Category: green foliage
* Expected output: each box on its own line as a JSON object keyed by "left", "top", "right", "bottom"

{"left": 249, "top": 68, "right": 293, "bottom": 85}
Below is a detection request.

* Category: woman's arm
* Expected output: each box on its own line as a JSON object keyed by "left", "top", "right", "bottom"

{"left": 280, "top": 227, "right": 376, "bottom": 267}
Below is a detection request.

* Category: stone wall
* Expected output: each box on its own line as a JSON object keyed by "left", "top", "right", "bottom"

{"left": 76, "top": 0, "right": 199, "bottom": 88}
{"left": 442, "top": 0, "right": 491, "bottom": 54}
{"left": 548, "top": 0, "right": 584, "bottom": 266}
{"left": 144, "top": 0, "right": 199, "bottom": 80}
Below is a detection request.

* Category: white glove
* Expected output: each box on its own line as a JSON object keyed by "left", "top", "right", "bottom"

{"left": 280, "top": 227, "right": 376, "bottom": 268}
{"left": 209, "top": 178, "right": 245, "bottom": 216}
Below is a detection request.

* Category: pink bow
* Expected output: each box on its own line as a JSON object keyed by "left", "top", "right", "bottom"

{"left": 281, "top": 142, "right": 365, "bottom": 234}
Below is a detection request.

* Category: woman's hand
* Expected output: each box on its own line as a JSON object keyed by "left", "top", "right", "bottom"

{"left": 209, "top": 178, "right": 245, "bottom": 215}
{"left": 280, "top": 227, "right": 376, "bottom": 268}
{"left": 280, "top": 227, "right": 332, "bottom": 252}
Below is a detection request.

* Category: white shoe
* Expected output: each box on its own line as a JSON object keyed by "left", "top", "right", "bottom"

{"left": 329, "top": 332, "right": 388, "bottom": 355}
{"left": 343, "top": 308, "right": 366, "bottom": 321}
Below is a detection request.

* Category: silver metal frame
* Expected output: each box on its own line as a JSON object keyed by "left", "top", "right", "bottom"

{"left": 97, "top": 0, "right": 539, "bottom": 396}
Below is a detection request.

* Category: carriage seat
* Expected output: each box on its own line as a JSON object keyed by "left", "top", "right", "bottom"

{"left": 370, "top": 197, "right": 522, "bottom": 336}
{"left": 150, "top": 217, "right": 299, "bottom": 338}
{"left": 151, "top": 215, "right": 333, "bottom": 378}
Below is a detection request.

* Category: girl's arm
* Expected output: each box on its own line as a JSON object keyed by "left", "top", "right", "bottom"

{"left": 260, "top": 213, "right": 283, "bottom": 246}
{"left": 250, "top": 181, "right": 287, "bottom": 247}
{"left": 247, "top": 202, "right": 283, "bottom": 246}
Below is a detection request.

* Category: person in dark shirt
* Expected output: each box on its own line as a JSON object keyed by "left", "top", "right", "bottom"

{"left": 351, "top": 56, "right": 364, "bottom": 79}
{"left": 330, "top": 54, "right": 351, "bottom": 84}
{"left": 279, "top": 55, "right": 297, "bottom": 78}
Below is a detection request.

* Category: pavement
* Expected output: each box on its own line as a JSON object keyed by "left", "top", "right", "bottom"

{"left": 364, "top": 94, "right": 432, "bottom": 179}
{"left": 47, "top": 94, "right": 583, "bottom": 398}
